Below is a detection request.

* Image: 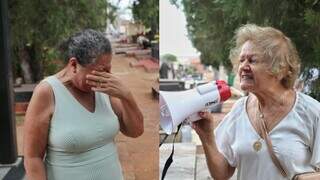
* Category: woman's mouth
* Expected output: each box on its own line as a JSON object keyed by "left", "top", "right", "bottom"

{"left": 241, "top": 74, "right": 253, "bottom": 80}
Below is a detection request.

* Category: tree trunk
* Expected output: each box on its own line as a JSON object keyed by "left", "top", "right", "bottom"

{"left": 29, "top": 45, "right": 43, "bottom": 82}
{"left": 18, "top": 46, "right": 33, "bottom": 83}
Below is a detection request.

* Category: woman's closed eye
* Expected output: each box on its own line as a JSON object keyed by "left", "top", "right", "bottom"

{"left": 239, "top": 57, "right": 258, "bottom": 64}
{"left": 248, "top": 58, "right": 258, "bottom": 64}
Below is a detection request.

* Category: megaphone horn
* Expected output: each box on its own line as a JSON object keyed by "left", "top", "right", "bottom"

{"left": 159, "top": 80, "right": 231, "bottom": 134}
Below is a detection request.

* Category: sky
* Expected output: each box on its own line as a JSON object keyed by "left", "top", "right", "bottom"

{"left": 108, "top": 0, "right": 199, "bottom": 59}
{"left": 109, "top": 0, "right": 133, "bottom": 20}
{"left": 160, "top": 0, "right": 200, "bottom": 59}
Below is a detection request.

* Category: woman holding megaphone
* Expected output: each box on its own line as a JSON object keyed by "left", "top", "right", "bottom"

{"left": 193, "top": 24, "right": 320, "bottom": 180}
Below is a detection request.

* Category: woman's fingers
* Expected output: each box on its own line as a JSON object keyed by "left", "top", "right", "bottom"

{"left": 192, "top": 111, "right": 215, "bottom": 136}
{"left": 86, "top": 79, "right": 99, "bottom": 87}
{"left": 88, "top": 71, "right": 129, "bottom": 99}
{"left": 87, "top": 80, "right": 120, "bottom": 90}
{"left": 86, "top": 73, "right": 116, "bottom": 88}
{"left": 86, "top": 79, "right": 110, "bottom": 87}
{"left": 191, "top": 121, "right": 205, "bottom": 135}
{"left": 198, "top": 110, "right": 211, "bottom": 120}
{"left": 191, "top": 122, "right": 199, "bottom": 130}
{"left": 86, "top": 73, "right": 119, "bottom": 87}
{"left": 91, "top": 70, "right": 113, "bottom": 78}
{"left": 86, "top": 74, "right": 108, "bottom": 83}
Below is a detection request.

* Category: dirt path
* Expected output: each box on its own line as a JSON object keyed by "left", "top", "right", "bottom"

{"left": 112, "top": 54, "right": 159, "bottom": 180}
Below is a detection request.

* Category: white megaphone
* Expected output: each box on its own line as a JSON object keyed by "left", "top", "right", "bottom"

{"left": 160, "top": 80, "right": 231, "bottom": 134}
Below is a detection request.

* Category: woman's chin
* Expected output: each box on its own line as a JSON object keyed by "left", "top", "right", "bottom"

{"left": 85, "top": 87, "right": 94, "bottom": 92}
{"left": 79, "top": 85, "right": 93, "bottom": 93}
{"left": 240, "top": 83, "right": 253, "bottom": 91}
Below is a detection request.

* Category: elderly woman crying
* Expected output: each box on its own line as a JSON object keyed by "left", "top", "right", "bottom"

{"left": 192, "top": 24, "right": 320, "bottom": 180}
{"left": 24, "top": 29, "right": 143, "bottom": 180}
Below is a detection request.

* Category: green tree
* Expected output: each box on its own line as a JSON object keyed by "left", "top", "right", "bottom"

{"left": 171, "top": 0, "right": 320, "bottom": 100}
{"left": 9, "top": 0, "right": 109, "bottom": 83}
{"left": 161, "top": 54, "right": 178, "bottom": 62}
{"left": 107, "top": 2, "right": 119, "bottom": 25}
{"left": 172, "top": 0, "right": 320, "bottom": 69}
{"left": 132, "top": 0, "right": 159, "bottom": 35}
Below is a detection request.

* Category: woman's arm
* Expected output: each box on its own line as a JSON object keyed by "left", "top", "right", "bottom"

{"left": 86, "top": 71, "right": 144, "bottom": 138}
{"left": 192, "top": 111, "right": 235, "bottom": 180}
{"left": 110, "top": 94, "right": 144, "bottom": 138}
{"left": 24, "top": 82, "right": 54, "bottom": 180}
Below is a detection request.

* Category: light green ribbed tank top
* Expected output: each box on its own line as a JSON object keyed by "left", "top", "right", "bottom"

{"left": 43, "top": 76, "right": 123, "bottom": 180}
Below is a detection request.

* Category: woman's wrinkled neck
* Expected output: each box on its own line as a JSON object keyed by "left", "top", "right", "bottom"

{"left": 250, "top": 83, "right": 294, "bottom": 109}
{"left": 56, "top": 66, "right": 75, "bottom": 84}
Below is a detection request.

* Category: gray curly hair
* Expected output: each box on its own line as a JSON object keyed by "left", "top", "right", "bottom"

{"left": 229, "top": 24, "right": 301, "bottom": 89}
{"left": 59, "top": 29, "right": 112, "bottom": 66}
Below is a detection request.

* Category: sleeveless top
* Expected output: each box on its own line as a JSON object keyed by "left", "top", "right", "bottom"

{"left": 42, "top": 76, "right": 123, "bottom": 180}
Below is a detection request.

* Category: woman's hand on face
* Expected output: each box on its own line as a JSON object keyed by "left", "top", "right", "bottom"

{"left": 192, "top": 111, "right": 215, "bottom": 140}
{"left": 86, "top": 71, "right": 131, "bottom": 100}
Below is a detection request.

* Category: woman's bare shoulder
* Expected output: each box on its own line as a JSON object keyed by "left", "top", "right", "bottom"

{"left": 34, "top": 80, "right": 53, "bottom": 94}
{"left": 32, "top": 81, "right": 54, "bottom": 102}
{"left": 26, "top": 81, "right": 54, "bottom": 117}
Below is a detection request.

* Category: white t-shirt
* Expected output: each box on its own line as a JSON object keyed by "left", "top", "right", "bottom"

{"left": 215, "top": 92, "right": 320, "bottom": 180}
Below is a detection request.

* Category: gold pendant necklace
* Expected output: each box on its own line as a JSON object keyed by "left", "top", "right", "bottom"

{"left": 253, "top": 108, "right": 264, "bottom": 152}
{"left": 251, "top": 91, "right": 291, "bottom": 152}
{"left": 253, "top": 139, "right": 262, "bottom": 152}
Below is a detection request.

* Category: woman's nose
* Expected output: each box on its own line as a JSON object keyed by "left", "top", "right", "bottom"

{"left": 239, "top": 60, "right": 251, "bottom": 71}
{"left": 242, "top": 64, "right": 251, "bottom": 71}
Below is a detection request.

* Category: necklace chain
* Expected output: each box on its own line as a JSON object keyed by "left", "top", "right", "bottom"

{"left": 256, "top": 90, "right": 292, "bottom": 132}
{"left": 252, "top": 90, "right": 292, "bottom": 152}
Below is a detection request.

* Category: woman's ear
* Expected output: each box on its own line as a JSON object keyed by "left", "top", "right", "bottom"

{"left": 68, "top": 57, "right": 78, "bottom": 73}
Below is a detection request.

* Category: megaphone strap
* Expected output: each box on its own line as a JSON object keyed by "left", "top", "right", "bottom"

{"left": 160, "top": 124, "right": 182, "bottom": 180}
{"left": 159, "top": 134, "right": 169, "bottom": 147}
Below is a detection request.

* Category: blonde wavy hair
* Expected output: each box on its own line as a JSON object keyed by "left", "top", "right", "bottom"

{"left": 229, "top": 24, "right": 301, "bottom": 89}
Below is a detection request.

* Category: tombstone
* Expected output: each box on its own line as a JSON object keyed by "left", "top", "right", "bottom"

{"left": 151, "top": 42, "right": 159, "bottom": 60}
{"left": 159, "top": 79, "right": 185, "bottom": 91}
{"left": 160, "top": 62, "right": 170, "bottom": 79}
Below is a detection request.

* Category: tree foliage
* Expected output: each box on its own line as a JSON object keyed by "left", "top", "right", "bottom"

{"left": 107, "top": 2, "right": 119, "bottom": 24}
{"left": 161, "top": 53, "right": 178, "bottom": 62}
{"left": 132, "top": 0, "right": 159, "bottom": 34}
{"left": 171, "top": 0, "right": 320, "bottom": 69}
{"left": 9, "top": 0, "right": 109, "bottom": 82}
{"left": 171, "top": 0, "right": 320, "bottom": 99}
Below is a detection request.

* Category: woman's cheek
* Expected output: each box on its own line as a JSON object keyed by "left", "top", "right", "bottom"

{"left": 81, "top": 78, "right": 93, "bottom": 92}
